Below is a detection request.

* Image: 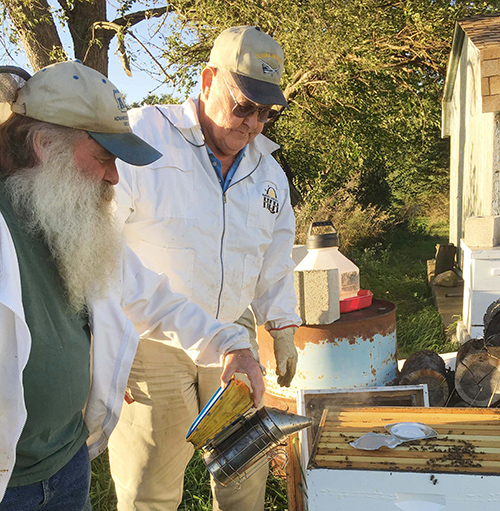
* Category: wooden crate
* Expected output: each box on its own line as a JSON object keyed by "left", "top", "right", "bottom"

{"left": 310, "top": 406, "right": 500, "bottom": 474}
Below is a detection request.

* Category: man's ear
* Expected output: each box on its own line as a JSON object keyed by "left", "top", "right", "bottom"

{"left": 200, "top": 67, "right": 216, "bottom": 100}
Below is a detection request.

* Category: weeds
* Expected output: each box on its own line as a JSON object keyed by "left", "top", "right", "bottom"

{"left": 89, "top": 453, "right": 116, "bottom": 511}
{"left": 294, "top": 174, "right": 392, "bottom": 251}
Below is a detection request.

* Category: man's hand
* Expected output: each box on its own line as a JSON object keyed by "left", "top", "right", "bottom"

{"left": 221, "top": 349, "right": 265, "bottom": 407}
{"left": 269, "top": 327, "right": 298, "bottom": 387}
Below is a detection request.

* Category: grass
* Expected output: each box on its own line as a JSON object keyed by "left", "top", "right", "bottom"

{"left": 349, "top": 214, "right": 458, "bottom": 359}
{"left": 179, "top": 451, "right": 288, "bottom": 511}
{"left": 89, "top": 454, "right": 117, "bottom": 511}
{"left": 90, "top": 212, "right": 457, "bottom": 510}
{"left": 90, "top": 450, "right": 287, "bottom": 511}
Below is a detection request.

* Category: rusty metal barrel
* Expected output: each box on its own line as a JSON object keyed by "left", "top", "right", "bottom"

{"left": 258, "top": 298, "right": 398, "bottom": 409}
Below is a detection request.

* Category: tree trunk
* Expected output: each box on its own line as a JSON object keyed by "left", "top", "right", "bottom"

{"left": 398, "top": 349, "right": 449, "bottom": 406}
{"left": 63, "top": 0, "right": 110, "bottom": 76}
{"left": 3, "top": 0, "right": 64, "bottom": 71}
{"left": 455, "top": 336, "right": 500, "bottom": 407}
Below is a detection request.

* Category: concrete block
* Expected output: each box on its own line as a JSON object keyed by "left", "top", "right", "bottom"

{"left": 464, "top": 215, "right": 500, "bottom": 247}
{"left": 482, "top": 58, "right": 500, "bottom": 77}
{"left": 294, "top": 268, "right": 340, "bottom": 325}
{"left": 490, "top": 75, "right": 500, "bottom": 95}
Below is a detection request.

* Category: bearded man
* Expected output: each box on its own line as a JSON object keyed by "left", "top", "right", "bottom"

{"left": 0, "top": 61, "right": 264, "bottom": 511}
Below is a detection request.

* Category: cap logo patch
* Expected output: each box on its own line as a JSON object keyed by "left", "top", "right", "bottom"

{"left": 259, "top": 59, "right": 280, "bottom": 76}
{"left": 114, "top": 89, "right": 127, "bottom": 113}
{"left": 262, "top": 185, "right": 279, "bottom": 214}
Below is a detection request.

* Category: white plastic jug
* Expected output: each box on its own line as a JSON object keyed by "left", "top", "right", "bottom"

{"left": 295, "top": 221, "right": 360, "bottom": 300}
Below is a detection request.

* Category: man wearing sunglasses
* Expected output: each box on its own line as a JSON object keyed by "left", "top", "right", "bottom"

{"left": 109, "top": 26, "right": 301, "bottom": 511}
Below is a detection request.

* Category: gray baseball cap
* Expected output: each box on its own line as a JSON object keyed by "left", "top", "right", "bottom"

{"left": 208, "top": 26, "right": 288, "bottom": 107}
{"left": 11, "top": 61, "right": 162, "bottom": 166}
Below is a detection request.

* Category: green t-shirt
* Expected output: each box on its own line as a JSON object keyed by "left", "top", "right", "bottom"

{"left": 0, "top": 180, "right": 91, "bottom": 486}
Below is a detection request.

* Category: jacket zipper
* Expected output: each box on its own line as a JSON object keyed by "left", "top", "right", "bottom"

{"left": 214, "top": 154, "right": 263, "bottom": 319}
{"left": 215, "top": 192, "right": 227, "bottom": 319}
{"left": 227, "top": 154, "right": 262, "bottom": 189}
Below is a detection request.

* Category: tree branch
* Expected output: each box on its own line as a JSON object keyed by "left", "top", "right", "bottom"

{"left": 283, "top": 70, "right": 323, "bottom": 103}
{"left": 3, "top": 0, "right": 65, "bottom": 71}
{"left": 93, "top": 20, "right": 174, "bottom": 82}
{"left": 110, "top": 7, "right": 171, "bottom": 29}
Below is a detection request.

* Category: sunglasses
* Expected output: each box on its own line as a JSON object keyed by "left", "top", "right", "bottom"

{"left": 222, "top": 75, "right": 281, "bottom": 123}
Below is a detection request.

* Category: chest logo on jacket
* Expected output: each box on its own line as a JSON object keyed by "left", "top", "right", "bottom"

{"left": 262, "top": 186, "right": 279, "bottom": 214}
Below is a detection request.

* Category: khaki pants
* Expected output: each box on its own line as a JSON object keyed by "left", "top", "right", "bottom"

{"left": 108, "top": 314, "right": 268, "bottom": 511}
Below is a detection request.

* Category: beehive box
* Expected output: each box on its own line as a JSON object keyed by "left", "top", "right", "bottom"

{"left": 307, "top": 406, "right": 500, "bottom": 511}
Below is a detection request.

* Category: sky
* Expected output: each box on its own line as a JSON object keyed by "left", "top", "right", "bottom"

{"left": 1, "top": 2, "right": 200, "bottom": 104}
{"left": 108, "top": 51, "right": 175, "bottom": 104}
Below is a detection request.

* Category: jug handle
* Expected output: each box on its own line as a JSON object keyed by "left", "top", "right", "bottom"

{"left": 308, "top": 220, "right": 337, "bottom": 238}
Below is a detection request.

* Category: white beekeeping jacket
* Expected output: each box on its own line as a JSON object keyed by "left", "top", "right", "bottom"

{"left": 115, "top": 98, "right": 300, "bottom": 330}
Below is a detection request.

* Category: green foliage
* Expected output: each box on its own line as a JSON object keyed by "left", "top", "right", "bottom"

{"left": 127, "top": 92, "right": 182, "bottom": 108}
{"left": 90, "top": 452, "right": 117, "bottom": 511}
{"left": 397, "top": 306, "right": 457, "bottom": 358}
{"left": 2, "top": 0, "right": 499, "bottom": 214}
{"left": 179, "top": 451, "right": 287, "bottom": 510}
{"left": 155, "top": 0, "right": 498, "bottom": 214}
{"left": 349, "top": 211, "right": 459, "bottom": 359}
{"left": 179, "top": 450, "right": 212, "bottom": 511}
{"left": 294, "top": 170, "right": 393, "bottom": 250}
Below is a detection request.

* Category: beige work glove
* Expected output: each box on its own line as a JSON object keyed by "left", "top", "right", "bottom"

{"left": 269, "top": 326, "right": 298, "bottom": 388}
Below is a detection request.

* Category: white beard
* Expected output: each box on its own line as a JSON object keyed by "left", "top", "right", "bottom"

{"left": 5, "top": 140, "right": 123, "bottom": 313}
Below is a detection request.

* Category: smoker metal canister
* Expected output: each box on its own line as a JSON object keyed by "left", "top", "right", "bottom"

{"left": 203, "top": 407, "right": 312, "bottom": 486}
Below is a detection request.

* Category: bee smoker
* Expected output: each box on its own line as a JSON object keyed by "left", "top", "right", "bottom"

{"left": 202, "top": 406, "right": 312, "bottom": 487}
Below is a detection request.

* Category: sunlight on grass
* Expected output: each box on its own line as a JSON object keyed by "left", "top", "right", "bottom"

{"left": 397, "top": 306, "right": 458, "bottom": 359}
{"left": 350, "top": 218, "right": 458, "bottom": 359}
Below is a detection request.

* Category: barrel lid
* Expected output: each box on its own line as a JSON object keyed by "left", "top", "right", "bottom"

{"left": 307, "top": 221, "right": 339, "bottom": 249}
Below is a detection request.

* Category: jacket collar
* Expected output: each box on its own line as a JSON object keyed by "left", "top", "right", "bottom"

{"left": 159, "top": 97, "right": 280, "bottom": 158}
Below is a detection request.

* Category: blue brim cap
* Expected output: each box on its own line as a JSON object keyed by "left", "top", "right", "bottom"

{"left": 87, "top": 131, "right": 162, "bottom": 166}
{"left": 209, "top": 27, "right": 288, "bottom": 107}
{"left": 231, "top": 72, "right": 288, "bottom": 107}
